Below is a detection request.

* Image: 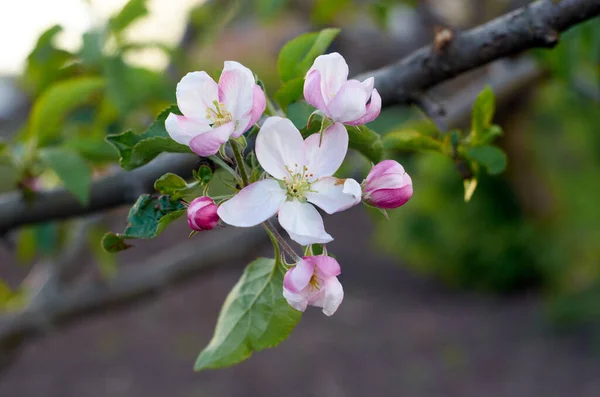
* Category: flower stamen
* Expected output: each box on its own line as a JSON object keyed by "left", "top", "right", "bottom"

{"left": 206, "top": 100, "right": 232, "bottom": 127}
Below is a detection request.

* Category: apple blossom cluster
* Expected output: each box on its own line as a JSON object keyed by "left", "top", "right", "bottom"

{"left": 166, "top": 53, "right": 412, "bottom": 316}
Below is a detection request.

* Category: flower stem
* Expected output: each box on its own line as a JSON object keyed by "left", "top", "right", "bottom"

{"left": 209, "top": 155, "right": 241, "bottom": 184}
{"left": 262, "top": 220, "right": 301, "bottom": 263}
{"left": 230, "top": 140, "right": 250, "bottom": 187}
{"left": 265, "top": 95, "right": 280, "bottom": 117}
{"left": 263, "top": 224, "right": 282, "bottom": 265}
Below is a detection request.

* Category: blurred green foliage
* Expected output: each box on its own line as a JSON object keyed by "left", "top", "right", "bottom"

{"left": 374, "top": 20, "right": 600, "bottom": 326}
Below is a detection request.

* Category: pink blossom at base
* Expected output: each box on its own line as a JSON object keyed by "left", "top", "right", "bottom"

{"left": 283, "top": 255, "right": 344, "bottom": 316}
{"left": 217, "top": 117, "right": 362, "bottom": 246}
{"left": 304, "top": 52, "right": 381, "bottom": 126}
{"left": 187, "top": 197, "right": 219, "bottom": 231}
{"left": 363, "top": 160, "right": 413, "bottom": 209}
{"left": 165, "top": 62, "right": 266, "bottom": 157}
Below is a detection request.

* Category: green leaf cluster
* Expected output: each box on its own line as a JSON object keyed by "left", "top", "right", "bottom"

{"left": 106, "top": 107, "right": 192, "bottom": 171}
{"left": 154, "top": 167, "right": 213, "bottom": 202}
{"left": 102, "top": 195, "right": 186, "bottom": 252}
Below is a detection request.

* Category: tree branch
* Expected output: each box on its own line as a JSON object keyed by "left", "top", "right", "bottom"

{"left": 0, "top": 153, "right": 199, "bottom": 236}
{"left": 355, "top": 0, "right": 600, "bottom": 106}
{"left": 0, "top": 226, "right": 265, "bottom": 370}
{"left": 0, "top": 0, "right": 598, "bottom": 234}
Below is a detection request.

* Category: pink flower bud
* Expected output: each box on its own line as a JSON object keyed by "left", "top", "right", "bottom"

{"left": 363, "top": 160, "right": 413, "bottom": 209}
{"left": 187, "top": 197, "right": 219, "bottom": 231}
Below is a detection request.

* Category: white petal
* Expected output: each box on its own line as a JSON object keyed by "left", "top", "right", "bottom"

{"left": 321, "top": 277, "right": 344, "bottom": 316}
{"left": 307, "top": 53, "right": 349, "bottom": 103}
{"left": 304, "top": 122, "right": 348, "bottom": 179}
{"left": 306, "top": 177, "right": 361, "bottom": 214}
{"left": 165, "top": 113, "right": 211, "bottom": 145}
{"left": 217, "top": 179, "right": 286, "bottom": 227}
{"left": 256, "top": 117, "right": 307, "bottom": 180}
{"left": 218, "top": 66, "right": 254, "bottom": 121}
{"left": 361, "top": 77, "right": 374, "bottom": 95}
{"left": 282, "top": 288, "right": 308, "bottom": 312}
{"left": 176, "top": 71, "right": 218, "bottom": 119}
{"left": 223, "top": 61, "right": 255, "bottom": 82}
{"left": 327, "top": 80, "right": 369, "bottom": 123}
{"left": 278, "top": 200, "right": 333, "bottom": 245}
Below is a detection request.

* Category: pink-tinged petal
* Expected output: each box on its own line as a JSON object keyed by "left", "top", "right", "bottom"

{"left": 165, "top": 113, "right": 211, "bottom": 145}
{"left": 304, "top": 122, "right": 348, "bottom": 179}
{"left": 321, "top": 276, "right": 344, "bottom": 316}
{"left": 364, "top": 160, "right": 406, "bottom": 192}
{"left": 239, "top": 84, "right": 266, "bottom": 136}
{"left": 278, "top": 200, "right": 333, "bottom": 245}
{"left": 189, "top": 122, "right": 235, "bottom": 157}
{"left": 217, "top": 179, "right": 286, "bottom": 227}
{"left": 306, "top": 255, "right": 341, "bottom": 278}
{"left": 218, "top": 64, "right": 254, "bottom": 121}
{"left": 282, "top": 287, "right": 309, "bottom": 312}
{"left": 345, "top": 88, "right": 382, "bottom": 126}
{"left": 256, "top": 116, "right": 307, "bottom": 179}
{"left": 176, "top": 71, "right": 218, "bottom": 119}
{"left": 303, "top": 70, "right": 329, "bottom": 117}
{"left": 305, "top": 177, "right": 361, "bottom": 214}
{"left": 308, "top": 53, "right": 349, "bottom": 103}
{"left": 367, "top": 183, "right": 413, "bottom": 209}
{"left": 283, "top": 259, "right": 315, "bottom": 293}
{"left": 327, "top": 80, "right": 369, "bottom": 123}
{"left": 366, "top": 160, "right": 404, "bottom": 183}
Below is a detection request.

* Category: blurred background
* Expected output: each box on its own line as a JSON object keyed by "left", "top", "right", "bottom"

{"left": 1, "top": 0, "right": 600, "bottom": 396}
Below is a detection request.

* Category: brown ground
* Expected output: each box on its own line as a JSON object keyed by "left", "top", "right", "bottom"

{"left": 1, "top": 207, "right": 600, "bottom": 397}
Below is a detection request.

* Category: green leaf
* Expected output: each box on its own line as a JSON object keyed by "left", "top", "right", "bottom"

{"left": 347, "top": 125, "right": 383, "bottom": 164}
{"left": 109, "top": 0, "right": 149, "bottom": 33}
{"left": 311, "top": 0, "right": 351, "bottom": 24}
{"left": 288, "top": 101, "right": 317, "bottom": 130}
{"left": 102, "top": 194, "right": 186, "bottom": 252}
{"left": 101, "top": 233, "right": 132, "bottom": 253}
{"left": 465, "top": 145, "right": 507, "bottom": 175}
{"left": 195, "top": 258, "right": 302, "bottom": 370}
{"left": 274, "top": 78, "right": 304, "bottom": 111}
{"left": 155, "top": 172, "right": 208, "bottom": 202}
{"left": 154, "top": 173, "right": 187, "bottom": 195}
{"left": 255, "top": 0, "right": 289, "bottom": 20}
{"left": 89, "top": 227, "right": 118, "bottom": 279}
{"left": 16, "top": 227, "right": 37, "bottom": 263}
{"left": 196, "top": 165, "right": 213, "bottom": 185}
{"left": 39, "top": 147, "right": 92, "bottom": 204}
{"left": 471, "top": 86, "right": 495, "bottom": 141}
{"left": 80, "top": 30, "right": 105, "bottom": 66}
{"left": 383, "top": 130, "right": 442, "bottom": 153}
{"left": 278, "top": 28, "right": 340, "bottom": 82}
{"left": 24, "top": 25, "right": 74, "bottom": 94}
{"left": 29, "top": 77, "right": 105, "bottom": 145}
{"left": 65, "top": 137, "right": 118, "bottom": 163}
{"left": 106, "top": 107, "right": 191, "bottom": 170}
